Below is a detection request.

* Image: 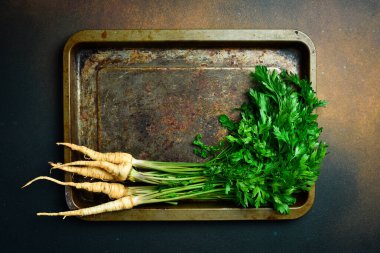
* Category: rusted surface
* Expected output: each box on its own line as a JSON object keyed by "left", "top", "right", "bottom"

{"left": 64, "top": 30, "right": 315, "bottom": 220}
{"left": 78, "top": 47, "right": 300, "bottom": 160}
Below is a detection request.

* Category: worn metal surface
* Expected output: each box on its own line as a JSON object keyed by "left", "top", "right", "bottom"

{"left": 64, "top": 29, "right": 316, "bottom": 220}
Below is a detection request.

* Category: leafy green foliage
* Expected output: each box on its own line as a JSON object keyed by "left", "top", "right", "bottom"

{"left": 193, "top": 134, "right": 225, "bottom": 159}
{"left": 193, "top": 66, "right": 328, "bottom": 214}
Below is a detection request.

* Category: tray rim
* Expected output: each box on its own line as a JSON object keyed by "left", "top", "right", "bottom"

{"left": 63, "top": 29, "right": 316, "bottom": 221}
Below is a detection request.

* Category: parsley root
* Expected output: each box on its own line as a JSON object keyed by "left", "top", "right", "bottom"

{"left": 22, "top": 176, "right": 129, "bottom": 199}
{"left": 49, "top": 162, "right": 115, "bottom": 181}
{"left": 52, "top": 160, "right": 132, "bottom": 181}
{"left": 37, "top": 196, "right": 138, "bottom": 217}
{"left": 37, "top": 186, "right": 225, "bottom": 217}
{"left": 57, "top": 142, "right": 132, "bottom": 164}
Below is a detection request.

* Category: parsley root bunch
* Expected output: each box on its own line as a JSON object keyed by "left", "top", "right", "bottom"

{"left": 25, "top": 66, "right": 327, "bottom": 217}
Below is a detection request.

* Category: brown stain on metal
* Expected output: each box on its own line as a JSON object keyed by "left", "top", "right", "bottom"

{"left": 101, "top": 31, "right": 107, "bottom": 39}
{"left": 127, "top": 50, "right": 154, "bottom": 64}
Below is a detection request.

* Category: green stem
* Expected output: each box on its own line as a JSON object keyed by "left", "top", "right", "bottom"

{"left": 133, "top": 159, "right": 207, "bottom": 173}
{"left": 141, "top": 182, "right": 209, "bottom": 199}
{"left": 143, "top": 188, "right": 226, "bottom": 204}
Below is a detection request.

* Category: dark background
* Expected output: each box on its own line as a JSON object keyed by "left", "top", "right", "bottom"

{"left": 0, "top": 0, "right": 379, "bottom": 252}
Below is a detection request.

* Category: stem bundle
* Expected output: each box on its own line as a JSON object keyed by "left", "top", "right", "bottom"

{"left": 24, "top": 143, "right": 227, "bottom": 217}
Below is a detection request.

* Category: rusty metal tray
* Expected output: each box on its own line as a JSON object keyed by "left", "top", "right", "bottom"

{"left": 63, "top": 29, "right": 316, "bottom": 221}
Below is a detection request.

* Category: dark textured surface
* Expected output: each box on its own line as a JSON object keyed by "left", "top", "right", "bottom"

{"left": 0, "top": 0, "right": 379, "bottom": 252}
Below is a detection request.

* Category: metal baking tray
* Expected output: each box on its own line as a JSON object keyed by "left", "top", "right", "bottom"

{"left": 63, "top": 29, "right": 316, "bottom": 221}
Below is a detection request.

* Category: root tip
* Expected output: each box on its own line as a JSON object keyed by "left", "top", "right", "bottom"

{"left": 37, "top": 212, "right": 51, "bottom": 216}
{"left": 49, "top": 162, "right": 62, "bottom": 168}
{"left": 56, "top": 142, "right": 73, "bottom": 148}
{"left": 21, "top": 178, "right": 40, "bottom": 189}
{"left": 37, "top": 212, "right": 64, "bottom": 217}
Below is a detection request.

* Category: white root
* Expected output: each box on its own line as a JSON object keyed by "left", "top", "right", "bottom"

{"left": 49, "top": 162, "right": 116, "bottom": 181}
{"left": 57, "top": 142, "right": 133, "bottom": 164}
{"left": 22, "top": 176, "right": 129, "bottom": 199}
{"left": 52, "top": 160, "right": 132, "bottom": 182}
{"left": 37, "top": 196, "right": 139, "bottom": 217}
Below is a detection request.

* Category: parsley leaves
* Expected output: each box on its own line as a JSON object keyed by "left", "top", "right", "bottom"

{"left": 193, "top": 66, "right": 328, "bottom": 214}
